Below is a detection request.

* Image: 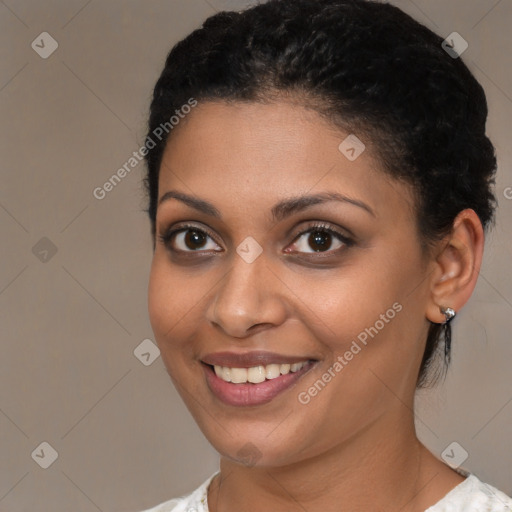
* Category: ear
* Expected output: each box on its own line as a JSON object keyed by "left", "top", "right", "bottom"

{"left": 425, "top": 209, "right": 485, "bottom": 324}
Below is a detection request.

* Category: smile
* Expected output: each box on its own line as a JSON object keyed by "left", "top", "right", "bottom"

{"left": 202, "top": 359, "right": 316, "bottom": 407}
{"left": 213, "top": 361, "right": 309, "bottom": 383}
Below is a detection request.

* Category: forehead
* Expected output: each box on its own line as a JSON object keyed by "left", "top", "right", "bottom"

{"left": 157, "top": 100, "right": 414, "bottom": 223}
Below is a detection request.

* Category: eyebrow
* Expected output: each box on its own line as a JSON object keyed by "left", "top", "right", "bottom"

{"left": 158, "top": 190, "right": 376, "bottom": 221}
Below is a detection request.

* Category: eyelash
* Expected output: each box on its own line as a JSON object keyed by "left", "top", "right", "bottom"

{"left": 158, "top": 221, "right": 354, "bottom": 257}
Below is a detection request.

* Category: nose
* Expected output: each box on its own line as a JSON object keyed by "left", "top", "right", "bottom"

{"left": 205, "top": 251, "right": 288, "bottom": 339}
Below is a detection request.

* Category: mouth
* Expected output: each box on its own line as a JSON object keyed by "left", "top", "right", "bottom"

{"left": 201, "top": 354, "right": 318, "bottom": 407}
{"left": 212, "top": 360, "right": 310, "bottom": 383}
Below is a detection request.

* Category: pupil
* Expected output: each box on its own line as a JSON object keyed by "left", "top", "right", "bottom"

{"left": 185, "top": 230, "right": 206, "bottom": 249}
{"left": 309, "top": 230, "right": 331, "bottom": 252}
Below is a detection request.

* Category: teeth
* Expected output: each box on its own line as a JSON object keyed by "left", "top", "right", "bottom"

{"left": 230, "top": 367, "right": 248, "bottom": 383}
{"left": 213, "top": 361, "right": 308, "bottom": 384}
{"left": 265, "top": 364, "right": 281, "bottom": 379}
{"left": 247, "top": 366, "right": 266, "bottom": 384}
{"left": 280, "top": 363, "right": 291, "bottom": 375}
{"left": 214, "top": 365, "right": 231, "bottom": 382}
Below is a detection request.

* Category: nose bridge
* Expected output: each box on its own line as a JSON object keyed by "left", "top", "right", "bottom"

{"left": 206, "top": 248, "right": 286, "bottom": 337}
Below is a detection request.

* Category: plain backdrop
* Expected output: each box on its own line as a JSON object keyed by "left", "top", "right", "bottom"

{"left": 1, "top": 0, "right": 511, "bottom": 510}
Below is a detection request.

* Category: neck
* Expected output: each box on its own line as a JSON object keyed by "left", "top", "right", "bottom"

{"left": 208, "top": 409, "right": 461, "bottom": 512}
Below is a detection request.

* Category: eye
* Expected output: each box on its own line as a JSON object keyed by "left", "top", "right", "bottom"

{"left": 286, "top": 222, "right": 353, "bottom": 255}
{"left": 158, "top": 224, "right": 222, "bottom": 253}
{"left": 158, "top": 221, "right": 353, "bottom": 256}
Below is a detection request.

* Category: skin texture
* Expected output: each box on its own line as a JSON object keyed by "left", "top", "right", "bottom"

{"left": 148, "top": 100, "right": 484, "bottom": 512}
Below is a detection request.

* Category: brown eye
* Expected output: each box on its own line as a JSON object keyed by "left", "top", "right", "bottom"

{"left": 307, "top": 230, "right": 334, "bottom": 252}
{"left": 288, "top": 224, "right": 352, "bottom": 255}
{"left": 183, "top": 229, "right": 208, "bottom": 250}
{"left": 158, "top": 225, "right": 222, "bottom": 252}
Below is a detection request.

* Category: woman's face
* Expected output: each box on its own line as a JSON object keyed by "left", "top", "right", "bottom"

{"left": 148, "top": 100, "right": 433, "bottom": 467}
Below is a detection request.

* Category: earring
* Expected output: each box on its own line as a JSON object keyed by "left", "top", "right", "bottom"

{"left": 440, "top": 306, "right": 456, "bottom": 324}
{"left": 439, "top": 306, "right": 456, "bottom": 363}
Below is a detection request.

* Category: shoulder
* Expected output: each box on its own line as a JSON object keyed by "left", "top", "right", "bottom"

{"left": 138, "top": 472, "right": 218, "bottom": 512}
{"left": 427, "top": 474, "right": 512, "bottom": 512}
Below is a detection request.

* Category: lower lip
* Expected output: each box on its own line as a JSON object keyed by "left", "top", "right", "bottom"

{"left": 202, "top": 362, "right": 315, "bottom": 407}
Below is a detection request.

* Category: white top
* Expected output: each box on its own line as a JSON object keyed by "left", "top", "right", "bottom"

{"left": 139, "top": 471, "right": 512, "bottom": 512}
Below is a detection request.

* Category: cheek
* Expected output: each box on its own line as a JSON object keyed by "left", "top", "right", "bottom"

{"left": 147, "top": 257, "right": 190, "bottom": 349}
{"left": 147, "top": 259, "right": 170, "bottom": 336}
{"left": 296, "top": 263, "right": 403, "bottom": 341}
{"left": 147, "top": 256, "right": 208, "bottom": 373}
{"left": 300, "top": 251, "right": 421, "bottom": 382}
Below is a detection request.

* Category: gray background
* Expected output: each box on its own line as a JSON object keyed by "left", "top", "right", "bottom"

{"left": 1, "top": 0, "right": 511, "bottom": 510}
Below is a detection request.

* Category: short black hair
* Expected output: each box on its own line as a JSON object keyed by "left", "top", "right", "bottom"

{"left": 143, "top": 0, "right": 497, "bottom": 387}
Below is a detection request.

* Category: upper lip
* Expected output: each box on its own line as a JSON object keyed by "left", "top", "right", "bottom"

{"left": 202, "top": 351, "right": 315, "bottom": 368}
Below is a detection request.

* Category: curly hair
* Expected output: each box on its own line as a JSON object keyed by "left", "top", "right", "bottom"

{"left": 143, "top": 0, "right": 497, "bottom": 387}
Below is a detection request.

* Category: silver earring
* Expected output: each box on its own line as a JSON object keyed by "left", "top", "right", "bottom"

{"left": 440, "top": 306, "right": 456, "bottom": 324}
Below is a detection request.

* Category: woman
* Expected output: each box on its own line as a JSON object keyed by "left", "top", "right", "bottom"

{"left": 140, "top": 0, "right": 511, "bottom": 510}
